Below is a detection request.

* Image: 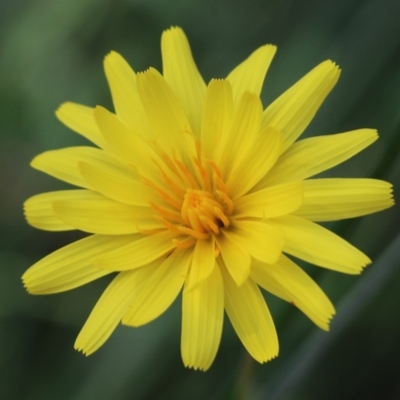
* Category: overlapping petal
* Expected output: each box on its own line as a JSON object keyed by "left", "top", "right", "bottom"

{"left": 262, "top": 60, "right": 340, "bottom": 151}
{"left": 122, "top": 248, "right": 192, "bottom": 327}
{"left": 271, "top": 215, "right": 370, "bottom": 274}
{"left": 75, "top": 269, "right": 145, "bottom": 355}
{"left": 181, "top": 266, "right": 224, "bottom": 371}
{"left": 234, "top": 181, "right": 303, "bottom": 219}
{"left": 251, "top": 256, "right": 335, "bottom": 330}
{"left": 227, "top": 44, "right": 276, "bottom": 107}
{"left": 221, "top": 262, "right": 279, "bottom": 363}
{"left": 185, "top": 238, "right": 216, "bottom": 290}
{"left": 22, "top": 234, "right": 137, "bottom": 294}
{"left": 201, "top": 79, "right": 233, "bottom": 161}
{"left": 31, "top": 146, "right": 131, "bottom": 189}
{"left": 232, "top": 220, "right": 283, "bottom": 265}
{"left": 293, "top": 178, "right": 394, "bottom": 221}
{"left": 56, "top": 102, "right": 109, "bottom": 149}
{"left": 219, "top": 92, "right": 263, "bottom": 178}
{"left": 162, "top": 27, "right": 206, "bottom": 136}
{"left": 94, "top": 230, "right": 177, "bottom": 271}
{"left": 261, "top": 129, "right": 378, "bottom": 187}
{"left": 136, "top": 67, "right": 197, "bottom": 160}
{"left": 79, "top": 161, "right": 153, "bottom": 206}
{"left": 104, "top": 51, "right": 151, "bottom": 138}
{"left": 93, "top": 106, "right": 166, "bottom": 184}
{"left": 52, "top": 190, "right": 159, "bottom": 235}
{"left": 226, "top": 127, "right": 283, "bottom": 199}
{"left": 24, "top": 190, "right": 83, "bottom": 231}
{"left": 216, "top": 232, "right": 251, "bottom": 286}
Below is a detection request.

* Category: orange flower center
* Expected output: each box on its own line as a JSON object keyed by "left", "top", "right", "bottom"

{"left": 143, "top": 151, "right": 234, "bottom": 247}
{"left": 181, "top": 189, "right": 230, "bottom": 236}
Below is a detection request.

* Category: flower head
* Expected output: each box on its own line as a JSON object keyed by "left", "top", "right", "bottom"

{"left": 23, "top": 27, "right": 394, "bottom": 370}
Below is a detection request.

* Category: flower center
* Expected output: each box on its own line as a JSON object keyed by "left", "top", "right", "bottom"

{"left": 181, "top": 189, "right": 230, "bottom": 236}
{"left": 143, "top": 152, "right": 234, "bottom": 247}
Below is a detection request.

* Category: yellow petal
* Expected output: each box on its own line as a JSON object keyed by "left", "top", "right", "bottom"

{"left": 24, "top": 190, "right": 84, "bottom": 231}
{"left": 104, "top": 51, "right": 151, "bottom": 137}
{"left": 262, "top": 129, "right": 378, "bottom": 187}
{"left": 94, "top": 230, "right": 177, "bottom": 271}
{"left": 52, "top": 190, "right": 158, "bottom": 235}
{"left": 294, "top": 178, "right": 394, "bottom": 221}
{"left": 227, "top": 44, "right": 277, "bottom": 107}
{"left": 232, "top": 220, "right": 283, "bottom": 265}
{"left": 226, "top": 127, "right": 283, "bottom": 199}
{"left": 31, "top": 146, "right": 122, "bottom": 189}
{"left": 137, "top": 67, "right": 197, "bottom": 159}
{"left": 93, "top": 106, "right": 173, "bottom": 188}
{"left": 216, "top": 232, "right": 251, "bottom": 286}
{"left": 182, "top": 265, "right": 224, "bottom": 371}
{"left": 122, "top": 248, "right": 192, "bottom": 326}
{"left": 271, "top": 215, "right": 370, "bottom": 274}
{"left": 22, "top": 234, "right": 137, "bottom": 294}
{"left": 219, "top": 92, "right": 263, "bottom": 179}
{"left": 262, "top": 60, "right": 340, "bottom": 151}
{"left": 79, "top": 161, "right": 152, "bottom": 206}
{"left": 221, "top": 262, "right": 278, "bottom": 363}
{"left": 162, "top": 27, "right": 206, "bottom": 136}
{"left": 234, "top": 181, "right": 303, "bottom": 219}
{"left": 201, "top": 79, "right": 233, "bottom": 161}
{"left": 56, "top": 102, "right": 109, "bottom": 149}
{"left": 75, "top": 269, "right": 145, "bottom": 355}
{"left": 186, "top": 237, "right": 216, "bottom": 290}
{"left": 251, "top": 255, "right": 335, "bottom": 330}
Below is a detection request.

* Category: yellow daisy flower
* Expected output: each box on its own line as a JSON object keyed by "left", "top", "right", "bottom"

{"left": 23, "top": 27, "right": 394, "bottom": 371}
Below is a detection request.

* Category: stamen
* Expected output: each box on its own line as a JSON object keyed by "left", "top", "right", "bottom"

{"left": 174, "top": 156, "right": 200, "bottom": 189}
{"left": 132, "top": 213, "right": 165, "bottom": 236}
{"left": 178, "top": 226, "right": 209, "bottom": 240}
{"left": 208, "top": 160, "right": 223, "bottom": 180}
{"left": 194, "top": 138, "right": 202, "bottom": 159}
{"left": 187, "top": 208, "right": 205, "bottom": 233}
{"left": 142, "top": 178, "right": 182, "bottom": 210}
{"left": 154, "top": 162, "right": 186, "bottom": 198}
{"left": 156, "top": 216, "right": 182, "bottom": 233}
{"left": 150, "top": 202, "right": 182, "bottom": 222}
{"left": 194, "top": 158, "right": 211, "bottom": 191}
{"left": 199, "top": 216, "right": 220, "bottom": 234}
{"left": 173, "top": 237, "right": 196, "bottom": 249}
{"left": 216, "top": 190, "right": 234, "bottom": 214}
{"left": 214, "top": 207, "right": 230, "bottom": 227}
{"left": 147, "top": 150, "right": 234, "bottom": 243}
{"left": 159, "top": 150, "right": 180, "bottom": 176}
{"left": 200, "top": 196, "right": 224, "bottom": 211}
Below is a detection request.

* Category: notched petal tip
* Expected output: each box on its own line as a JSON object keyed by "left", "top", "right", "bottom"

{"left": 323, "top": 59, "right": 341, "bottom": 73}
{"left": 104, "top": 50, "right": 121, "bottom": 62}
{"left": 163, "top": 25, "right": 185, "bottom": 35}
{"left": 259, "top": 352, "right": 279, "bottom": 364}
{"left": 183, "top": 362, "right": 210, "bottom": 372}
{"left": 103, "top": 50, "right": 135, "bottom": 77}
{"left": 323, "top": 310, "right": 337, "bottom": 331}
{"left": 136, "top": 66, "right": 158, "bottom": 76}
{"left": 21, "top": 275, "right": 32, "bottom": 294}
{"left": 73, "top": 344, "right": 91, "bottom": 357}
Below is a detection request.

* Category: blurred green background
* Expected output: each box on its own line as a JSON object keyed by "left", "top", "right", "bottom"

{"left": 1, "top": 0, "right": 400, "bottom": 399}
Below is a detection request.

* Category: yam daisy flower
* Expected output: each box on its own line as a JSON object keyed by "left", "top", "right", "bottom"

{"left": 23, "top": 27, "right": 394, "bottom": 371}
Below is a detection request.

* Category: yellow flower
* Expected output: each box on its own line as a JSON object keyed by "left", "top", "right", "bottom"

{"left": 23, "top": 27, "right": 393, "bottom": 371}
